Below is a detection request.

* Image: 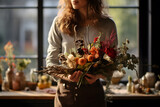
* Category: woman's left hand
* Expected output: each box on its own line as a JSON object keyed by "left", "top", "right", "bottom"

{"left": 84, "top": 74, "right": 97, "bottom": 84}
{"left": 85, "top": 74, "right": 106, "bottom": 84}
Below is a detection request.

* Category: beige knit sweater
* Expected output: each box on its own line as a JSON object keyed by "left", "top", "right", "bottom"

{"left": 46, "top": 16, "right": 118, "bottom": 67}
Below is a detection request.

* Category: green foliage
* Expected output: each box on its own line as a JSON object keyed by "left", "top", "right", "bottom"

{"left": 16, "top": 59, "right": 31, "bottom": 71}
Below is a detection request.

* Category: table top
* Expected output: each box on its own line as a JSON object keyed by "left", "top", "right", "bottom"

{"left": 0, "top": 87, "right": 56, "bottom": 100}
{"left": 106, "top": 84, "right": 160, "bottom": 99}
{"left": 0, "top": 85, "right": 160, "bottom": 100}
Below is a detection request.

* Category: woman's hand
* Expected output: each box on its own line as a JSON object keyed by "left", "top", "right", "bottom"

{"left": 85, "top": 74, "right": 106, "bottom": 84}
{"left": 69, "top": 70, "right": 82, "bottom": 82}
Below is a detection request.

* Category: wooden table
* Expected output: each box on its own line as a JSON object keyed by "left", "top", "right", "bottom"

{"left": 0, "top": 87, "right": 56, "bottom": 107}
{"left": 0, "top": 85, "right": 160, "bottom": 107}
{"left": 106, "top": 85, "right": 160, "bottom": 107}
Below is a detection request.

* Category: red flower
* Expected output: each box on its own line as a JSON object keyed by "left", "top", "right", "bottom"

{"left": 82, "top": 48, "right": 88, "bottom": 54}
{"left": 94, "top": 37, "right": 99, "bottom": 43}
{"left": 104, "top": 48, "right": 117, "bottom": 59}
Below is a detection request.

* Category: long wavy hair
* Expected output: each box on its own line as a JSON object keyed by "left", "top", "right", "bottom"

{"left": 57, "top": 0, "right": 109, "bottom": 36}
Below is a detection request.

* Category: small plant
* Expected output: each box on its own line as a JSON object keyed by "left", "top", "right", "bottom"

{"left": 16, "top": 59, "right": 31, "bottom": 71}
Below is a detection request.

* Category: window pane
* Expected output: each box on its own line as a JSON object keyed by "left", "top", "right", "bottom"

{"left": 104, "top": 8, "right": 139, "bottom": 80}
{"left": 0, "top": 0, "right": 37, "bottom": 7}
{"left": 107, "top": 0, "right": 138, "bottom": 6}
{"left": 43, "top": 0, "right": 59, "bottom": 7}
{"left": 0, "top": 9, "right": 37, "bottom": 56}
{"left": 43, "top": 9, "right": 58, "bottom": 57}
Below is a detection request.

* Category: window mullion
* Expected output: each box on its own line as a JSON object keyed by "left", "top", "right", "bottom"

{"left": 38, "top": 0, "right": 43, "bottom": 70}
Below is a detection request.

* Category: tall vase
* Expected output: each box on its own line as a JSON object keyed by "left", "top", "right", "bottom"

{"left": 6, "top": 66, "right": 15, "bottom": 89}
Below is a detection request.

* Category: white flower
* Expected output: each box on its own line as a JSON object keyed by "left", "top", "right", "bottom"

{"left": 103, "top": 54, "right": 113, "bottom": 63}
{"left": 66, "top": 59, "right": 76, "bottom": 69}
{"left": 68, "top": 54, "right": 75, "bottom": 61}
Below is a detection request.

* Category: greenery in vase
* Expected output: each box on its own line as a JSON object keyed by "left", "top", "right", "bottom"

{"left": 16, "top": 59, "right": 31, "bottom": 71}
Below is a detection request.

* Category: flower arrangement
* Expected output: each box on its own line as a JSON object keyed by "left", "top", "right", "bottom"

{"left": 3, "top": 41, "right": 16, "bottom": 68}
{"left": 37, "top": 30, "right": 139, "bottom": 88}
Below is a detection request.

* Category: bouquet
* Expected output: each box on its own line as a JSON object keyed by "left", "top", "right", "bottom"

{"left": 38, "top": 30, "right": 138, "bottom": 88}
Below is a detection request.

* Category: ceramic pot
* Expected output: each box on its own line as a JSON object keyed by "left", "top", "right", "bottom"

{"left": 135, "top": 83, "right": 142, "bottom": 93}
{"left": 27, "top": 81, "right": 37, "bottom": 90}
{"left": 12, "top": 79, "right": 20, "bottom": 91}
{"left": 6, "top": 66, "right": 15, "bottom": 89}
{"left": 155, "top": 81, "right": 160, "bottom": 90}
{"left": 141, "top": 76, "right": 148, "bottom": 88}
{"left": 15, "top": 71, "right": 26, "bottom": 90}
{"left": 145, "top": 72, "right": 156, "bottom": 88}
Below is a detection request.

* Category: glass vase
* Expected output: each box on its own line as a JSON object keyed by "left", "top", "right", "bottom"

{"left": 6, "top": 66, "right": 15, "bottom": 89}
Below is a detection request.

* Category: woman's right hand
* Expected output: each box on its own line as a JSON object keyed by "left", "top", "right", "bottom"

{"left": 69, "top": 70, "right": 82, "bottom": 82}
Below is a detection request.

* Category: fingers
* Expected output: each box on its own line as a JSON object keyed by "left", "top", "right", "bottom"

{"left": 85, "top": 74, "right": 98, "bottom": 84}
{"left": 69, "top": 71, "right": 82, "bottom": 82}
{"left": 85, "top": 77, "right": 95, "bottom": 84}
{"left": 70, "top": 72, "right": 77, "bottom": 80}
{"left": 85, "top": 73, "right": 95, "bottom": 79}
{"left": 74, "top": 71, "right": 81, "bottom": 81}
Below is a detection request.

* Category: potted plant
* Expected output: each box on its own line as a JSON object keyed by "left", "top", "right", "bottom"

{"left": 13, "top": 59, "right": 31, "bottom": 90}
{"left": 3, "top": 41, "right": 16, "bottom": 89}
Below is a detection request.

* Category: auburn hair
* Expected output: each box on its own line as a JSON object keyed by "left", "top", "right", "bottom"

{"left": 57, "top": 0, "right": 109, "bottom": 36}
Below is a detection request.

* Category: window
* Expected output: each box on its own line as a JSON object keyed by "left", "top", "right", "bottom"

{"left": 106, "top": 0, "right": 139, "bottom": 80}
{"left": 0, "top": 0, "right": 139, "bottom": 81}
{"left": 0, "top": 0, "right": 38, "bottom": 80}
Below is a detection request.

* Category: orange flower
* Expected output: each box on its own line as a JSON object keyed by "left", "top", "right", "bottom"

{"left": 75, "top": 57, "right": 79, "bottom": 64}
{"left": 87, "top": 55, "right": 94, "bottom": 62}
{"left": 4, "top": 41, "right": 12, "bottom": 51}
{"left": 3, "top": 41, "right": 15, "bottom": 67}
{"left": 95, "top": 53, "right": 99, "bottom": 59}
{"left": 90, "top": 46, "right": 96, "bottom": 55}
{"left": 78, "top": 57, "right": 87, "bottom": 66}
{"left": 89, "top": 46, "right": 100, "bottom": 59}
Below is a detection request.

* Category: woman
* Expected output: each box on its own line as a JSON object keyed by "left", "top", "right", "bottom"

{"left": 46, "top": 0, "right": 118, "bottom": 107}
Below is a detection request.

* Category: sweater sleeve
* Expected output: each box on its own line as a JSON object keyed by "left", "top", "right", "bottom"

{"left": 46, "top": 17, "right": 62, "bottom": 67}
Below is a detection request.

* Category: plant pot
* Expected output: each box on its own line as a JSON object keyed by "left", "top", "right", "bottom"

{"left": 12, "top": 79, "right": 21, "bottom": 91}
{"left": 15, "top": 71, "right": 26, "bottom": 90}
{"left": 145, "top": 72, "right": 156, "bottom": 88}
{"left": 27, "top": 81, "right": 37, "bottom": 90}
{"left": 155, "top": 81, "right": 160, "bottom": 90}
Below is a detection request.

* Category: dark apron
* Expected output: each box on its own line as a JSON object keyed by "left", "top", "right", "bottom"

{"left": 54, "top": 79, "right": 106, "bottom": 107}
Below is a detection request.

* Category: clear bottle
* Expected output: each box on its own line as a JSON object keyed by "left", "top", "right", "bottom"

{"left": 127, "top": 76, "right": 132, "bottom": 93}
